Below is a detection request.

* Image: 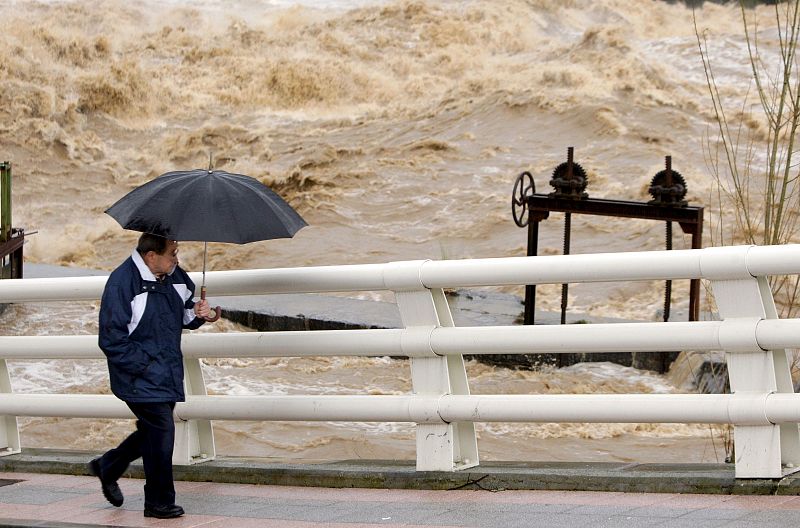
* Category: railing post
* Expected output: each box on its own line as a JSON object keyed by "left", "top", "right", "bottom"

{"left": 704, "top": 246, "right": 800, "bottom": 478}
{"left": 386, "top": 261, "right": 479, "bottom": 472}
{"left": 0, "top": 359, "right": 20, "bottom": 457}
{"left": 173, "top": 358, "right": 215, "bottom": 465}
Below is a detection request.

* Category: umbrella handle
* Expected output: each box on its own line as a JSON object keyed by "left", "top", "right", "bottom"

{"left": 200, "top": 286, "right": 221, "bottom": 322}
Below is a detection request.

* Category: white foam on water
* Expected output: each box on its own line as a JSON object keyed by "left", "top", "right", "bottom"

{"left": 560, "top": 362, "right": 677, "bottom": 394}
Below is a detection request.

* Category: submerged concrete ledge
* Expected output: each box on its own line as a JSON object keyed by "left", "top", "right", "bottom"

{"left": 0, "top": 449, "right": 797, "bottom": 496}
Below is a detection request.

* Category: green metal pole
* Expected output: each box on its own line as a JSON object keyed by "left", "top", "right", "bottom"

{"left": 0, "top": 162, "right": 10, "bottom": 243}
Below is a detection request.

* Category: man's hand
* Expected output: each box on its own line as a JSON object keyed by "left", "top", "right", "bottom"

{"left": 194, "top": 299, "right": 212, "bottom": 320}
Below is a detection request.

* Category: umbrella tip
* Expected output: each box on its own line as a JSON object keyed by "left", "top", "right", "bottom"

{"left": 208, "top": 151, "right": 213, "bottom": 173}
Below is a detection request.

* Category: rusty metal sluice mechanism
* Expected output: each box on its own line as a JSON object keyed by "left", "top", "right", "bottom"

{"left": 511, "top": 147, "right": 704, "bottom": 326}
{"left": 0, "top": 161, "right": 25, "bottom": 281}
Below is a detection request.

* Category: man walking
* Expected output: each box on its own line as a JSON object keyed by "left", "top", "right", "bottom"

{"left": 89, "top": 233, "right": 212, "bottom": 519}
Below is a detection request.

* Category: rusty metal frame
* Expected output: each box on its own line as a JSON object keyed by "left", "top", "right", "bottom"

{"left": 0, "top": 230, "right": 24, "bottom": 280}
{"left": 0, "top": 163, "right": 24, "bottom": 280}
{"left": 522, "top": 194, "right": 703, "bottom": 325}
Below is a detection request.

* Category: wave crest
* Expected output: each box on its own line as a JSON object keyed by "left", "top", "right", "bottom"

{"left": 76, "top": 61, "right": 152, "bottom": 116}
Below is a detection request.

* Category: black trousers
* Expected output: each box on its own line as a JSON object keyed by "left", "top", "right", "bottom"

{"left": 96, "top": 401, "right": 176, "bottom": 508}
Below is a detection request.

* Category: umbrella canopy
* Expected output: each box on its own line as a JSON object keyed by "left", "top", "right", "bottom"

{"left": 105, "top": 169, "right": 307, "bottom": 322}
{"left": 105, "top": 169, "right": 307, "bottom": 243}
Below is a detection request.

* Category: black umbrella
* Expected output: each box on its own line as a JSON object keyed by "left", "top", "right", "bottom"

{"left": 106, "top": 168, "right": 307, "bottom": 320}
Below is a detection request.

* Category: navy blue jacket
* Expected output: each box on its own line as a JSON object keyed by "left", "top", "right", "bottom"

{"left": 98, "top": 250, "right": 205, "bottom": 403}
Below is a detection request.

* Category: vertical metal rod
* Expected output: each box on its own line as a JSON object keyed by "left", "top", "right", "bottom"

{"left": 664, "top": 156, "right": 673, "bottom": 322}
{"left": 559, "top": 147, "right": 575, "bottom": 326}
{"left": 664, "top": 221, "right": 672, "bottom": 322}
{"left": 690, "top": 217, "right": 703, "bottom": 322}
{"left": 665, "top": 156, "right": 673, "bottom": 187}
{"left": 524, "top": 220, "right": 540, "bottom": 325}
{"left": 567, "top": 147, "right": 574, "bottom": 178}
{"left": 560, "top": 212, "right": 571, "bottom": 325}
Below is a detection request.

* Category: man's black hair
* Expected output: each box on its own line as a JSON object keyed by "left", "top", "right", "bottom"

{"left": 136, "top": 233, "right": 171, "bottom": 255}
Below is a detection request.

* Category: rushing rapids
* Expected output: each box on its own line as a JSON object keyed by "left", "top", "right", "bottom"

{"left": 0, "top": 0, "right": 777, "bottom": 462}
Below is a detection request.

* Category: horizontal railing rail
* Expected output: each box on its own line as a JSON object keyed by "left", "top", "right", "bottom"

{"left": 1, "top": 244, "right": 800, "bottom": 477}
{"left": 3, "top": 318, "right": 800, "bottom": 359}
{"left": 4, "top": 244, "right": 800, "bottom": 303}
{"left": 3, "top": 393, "right": 800, "bottom": 424}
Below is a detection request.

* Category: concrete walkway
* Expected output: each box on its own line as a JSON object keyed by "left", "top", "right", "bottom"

{"left": 4, "top": 449, "right": 800, "bottom": 495}
{"left": 4, "top": 469, "right": 800, "bottom": 528}
{"left": 4, "top": 450, "right": 800, "bottom": 527}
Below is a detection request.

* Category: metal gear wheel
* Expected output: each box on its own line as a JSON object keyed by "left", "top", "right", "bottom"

{"left": 549, "top": 161, "right": 588, "bottom": 199}
{"left": 648, "top": 169, "right": 687, "bottom": 206}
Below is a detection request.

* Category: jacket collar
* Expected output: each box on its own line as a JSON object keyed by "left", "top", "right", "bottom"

{"left": 131, "top": 249, "right": 157, "bottom": 281}
{"left": 132, "top": 248, "right": 178, "bottom": 282}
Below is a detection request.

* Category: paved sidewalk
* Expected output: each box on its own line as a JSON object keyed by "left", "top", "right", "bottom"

{"left": 4, "top": 471, "right": 800, "bottom": 528}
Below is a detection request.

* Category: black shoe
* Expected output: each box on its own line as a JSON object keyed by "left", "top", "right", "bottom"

{"left": 144, "top": 504, "right": 185, "bottom": 519}
{"left": 87, "top": 458, "right": 124, "bottom": 507}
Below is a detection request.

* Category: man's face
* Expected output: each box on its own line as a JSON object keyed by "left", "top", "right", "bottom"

{"left": 146, "top": 240, "right": 179, "bottom": 277}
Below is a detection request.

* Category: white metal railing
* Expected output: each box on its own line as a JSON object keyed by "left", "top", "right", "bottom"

{"left": 2, "top": 244, "right": 800, "bottom": 478}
